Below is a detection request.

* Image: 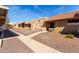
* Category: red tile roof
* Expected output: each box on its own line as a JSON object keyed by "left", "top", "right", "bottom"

{"left": 45, "top": 11, "right": 79, "bottom": 23}
{"left": 50, "top": 11, "right": 79, "bottom": 21}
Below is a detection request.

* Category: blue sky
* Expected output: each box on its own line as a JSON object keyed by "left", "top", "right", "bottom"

{"left": 6, "top": 5, "right": 79, "bottom": 24}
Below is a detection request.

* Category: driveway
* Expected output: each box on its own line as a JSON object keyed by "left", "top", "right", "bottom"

{"left": 13, "top": 30, "right": 41, "bottom": 36}
{"left": 0, "top": 29, "right": 33, "bottom": 53}
{"left": 32, "top": 31, "right": 79, "bottom": 53}
{"left": 0, "top": 38, "right": 33, "bottom": 53}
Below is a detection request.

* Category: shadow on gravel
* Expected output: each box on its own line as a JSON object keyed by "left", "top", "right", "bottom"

{"left": 2, "top": 29, "right": 19, "bottom": 38}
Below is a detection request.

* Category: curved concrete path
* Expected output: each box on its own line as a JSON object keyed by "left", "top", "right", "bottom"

{"left": 10, "top": 29, "right": 61, "bottom": 53}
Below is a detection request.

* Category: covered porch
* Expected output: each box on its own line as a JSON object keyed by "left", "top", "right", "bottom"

{"left": 44, "top": 20, "right": 55, "bottom": 31}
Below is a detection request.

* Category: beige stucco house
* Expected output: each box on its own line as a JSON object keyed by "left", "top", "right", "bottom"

{"left": 31, "top": 18, "right": 48, "bottom": 30}
{"left": 24, "top": 22, "right": 31, "bottom": 30}
{"left": 45, "top": 11, "right": 79, "bottom": 33}
{"left": 13, "top": 22, "right": 24, "bottom": 30}
{"left": 0, "top": 6, "right": 9, "bottom": 27}
{"left": 13, "top": 22, "right": 31, "bottom": 30}
{"left": 13, "top": 23, "right": 21, "bottom": 29}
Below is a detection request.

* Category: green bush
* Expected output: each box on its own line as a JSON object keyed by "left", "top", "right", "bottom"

{"left": 49, "top": 30, "right": 52, "bottom": 32}
{"left": 65, "top": 34, "right": 74, "bottom": 39}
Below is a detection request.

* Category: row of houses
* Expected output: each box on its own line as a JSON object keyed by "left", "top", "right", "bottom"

{"left": 45, "top": 11, "right": 79, "bottom": 33}
{"left": 13, "top": 22, "right": 31, "bottom": 30}
{"left": 13, "top": 11, "right": 79, "bottom": 34}
{"left": 13, "top": 18, "right": 48, "bottom": 30}
{"left": 1, "top": 6, "right": 79, "bottom": 34}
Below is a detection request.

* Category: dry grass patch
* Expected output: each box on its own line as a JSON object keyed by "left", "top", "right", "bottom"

{"left": 65, "top": 34, "right": 74, "bottom": 39}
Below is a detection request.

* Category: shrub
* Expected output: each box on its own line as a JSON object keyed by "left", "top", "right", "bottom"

{"left": 49, "top": 30, "right": 52, "bottom": 32}
{"left": 65, "top": 34, "right": 74, "bottom": 39}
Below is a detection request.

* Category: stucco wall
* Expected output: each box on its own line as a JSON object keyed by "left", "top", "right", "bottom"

{"left": 31, "top": 18, "right": 47, "bottom": 30}
{"left": 62, "top": 23, "right": 79, "bottom": 33}
{"left": 54, "top": 20, "right": 67, "bottom": 32}
{"left": 54, "top": 20, "right": 67, "bottom": 27}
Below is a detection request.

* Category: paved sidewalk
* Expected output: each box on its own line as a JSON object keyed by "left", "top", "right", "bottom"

{"left": 11, "top": 29, "right": 61, "bottom": 53}
{"left": 14, "top": 30, "right": 41, "bottom": 36}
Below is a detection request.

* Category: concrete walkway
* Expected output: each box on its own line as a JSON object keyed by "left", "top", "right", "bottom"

{"left": 10, "top": 29, "right": 61, "bottom": 53}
